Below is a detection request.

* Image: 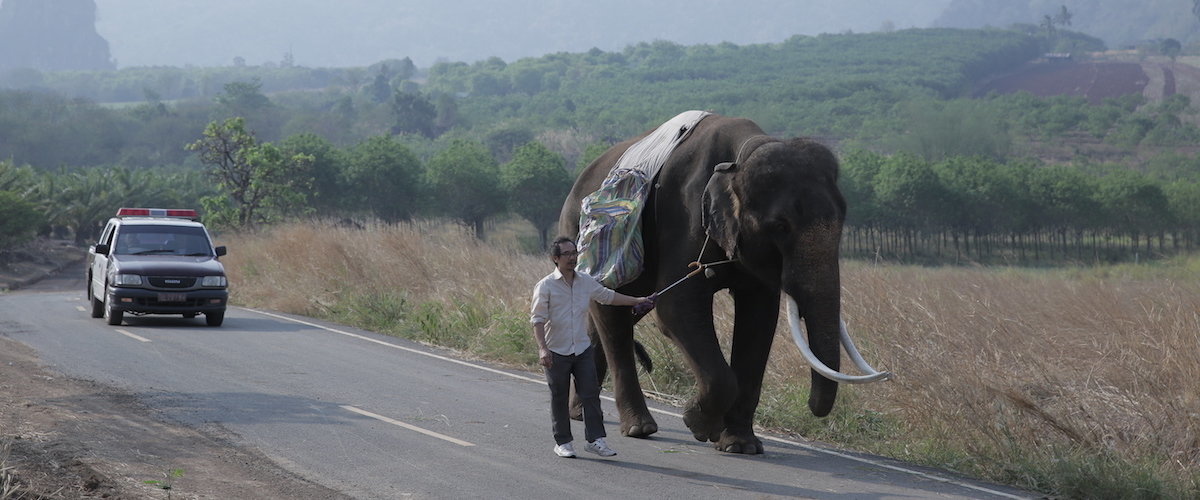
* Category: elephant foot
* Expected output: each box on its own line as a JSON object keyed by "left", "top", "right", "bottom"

{"left": 620, "top": 414, "right": 658, "bottom": 438}
{"left": 714, "top": 429, "right": 763, "bottom": 454}
{"left": 682, "top": 402, "right": 723, "bottom": 443}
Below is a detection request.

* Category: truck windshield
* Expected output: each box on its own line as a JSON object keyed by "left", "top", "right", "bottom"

{"left": 113, "top": 226, "right": 213, "bottom": 256}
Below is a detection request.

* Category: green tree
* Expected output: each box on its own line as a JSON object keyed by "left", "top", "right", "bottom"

{"left": 426, "top": 139, "right": 503, "bottom": 238}
{"left": 279, "top": 133, "right": 345, "bottom": 215}
{"left": 1026, "top": 165, "right": 1100, "bottom": 257}
{"left": 933, "top": 156, "right": 1019, "bottom": 256}
{"left": 1162, "top": 38, "right": 1182, "bottom": 62}
{"left": 391, "top": 90, "right": 436, "bottom": 137}
{"left": 484, "top": 124, "right": 534, "bottom": 164}
{"left": 215, "top": 79, "right": 271, "bottom": 118}
{"left": 367, "top": 69, "right": 392, "bottom": 103}
{"left": 1093, "top": 170, "right": 1170, "bottom": 253}
{"left": 187, "top": 118, "right": 313, "bottom": 228}
{"left": 343, "top": 135, "right": 424, "bottom": 222}
{"left": 470, "top": 71, "right": 510, "bottom": 96}
{"left": 511, "top": 65, "right": 544, "bottom": 95}
{"left": 393, "top": 57, "right": 416, "bottom": 81}
{"left": 0, "top": 190, "right": 42, "bottom": 251}
{"left": 0, "top": 160, "right": 37, "bottom": 193}
{"left": 1053, "top": 5, "right": 1072, "bottom": 27}
{"left": 51, "top": 167, "right": 151, "bottom": 243}
{"left": 1164, "top": 180, "right": 1200, "bottom": 250}
{"left": 1145, "top": 152, "right": 1200, "bottom": 182}
{"left": 433, "top": 92, "right": 460, "bottom": 134}
{"left": 838, "top": 149, "right": 886, "bottom": 256}
{"left": 213, "top": 79, "right": 283, "bottom": 141}
{"left": 34, "top": 166, "right": 206, "bottom": 243}
{"left": 873, "top": 153, "right": 950, "bottom": 256}
{"left": 1040, "top": 15, "right": 1057, "bottom": 42}
{"left": 500, "top": 142, "right": 572, "bottom": 247}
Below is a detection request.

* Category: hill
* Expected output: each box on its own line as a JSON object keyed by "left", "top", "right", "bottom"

{"left": 972, "top": 53, "right": 1200, "bottom": 106}
{"left": 89, "top": 0, "right": 951, "bottom": 68}
{"left": 935, "top": 0, "right": 1200, "bottom": 50}
{"left": 0, "top": 0, "right": 114, "bottom": 71}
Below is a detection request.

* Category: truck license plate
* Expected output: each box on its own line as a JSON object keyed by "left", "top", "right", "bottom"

{"left": 157, "top": 293, "right": 187, "bottom": 303}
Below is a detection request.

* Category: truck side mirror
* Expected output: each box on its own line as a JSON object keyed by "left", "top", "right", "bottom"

{"left": 93, "top": 244, "right": 109, "bottom": 255}
{"left": 214, "top": 246, "right": 227, "bottom": 257}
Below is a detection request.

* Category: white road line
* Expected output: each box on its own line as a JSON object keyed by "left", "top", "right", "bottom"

{"left": 341, "top": 405, "right": 474, "bottom": 447}
{"left": 245, "top": 307, "right": 1028, "bottom": 499}
{"left": 75, "top": 306, "right": 86, "bottom": 312}
{"left": 114, "top": 328, "right": 151, "bottom": 343}
{"left": 244, "top": 308, "right": 544, "bottom": 383}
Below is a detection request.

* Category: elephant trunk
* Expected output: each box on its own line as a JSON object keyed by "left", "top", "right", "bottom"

{"left": 791, "top": 296, "right": 842, "bottom": 417}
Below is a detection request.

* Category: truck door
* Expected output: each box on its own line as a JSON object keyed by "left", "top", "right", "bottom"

{"left": 91, "top": 222, "right": 116, "bottom": 297}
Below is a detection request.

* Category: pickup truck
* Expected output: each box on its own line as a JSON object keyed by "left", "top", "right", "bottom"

{"left": 87, "top": 208, "right": 229, "bottom": 326}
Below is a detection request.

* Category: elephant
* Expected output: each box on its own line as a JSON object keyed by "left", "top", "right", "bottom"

{"left": 559, "top": 113, "right": 888, "bottom": 454}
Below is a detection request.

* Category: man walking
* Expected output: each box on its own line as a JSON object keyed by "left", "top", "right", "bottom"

{"left": 530, "top": 236, "right": 654, "bottom": 458}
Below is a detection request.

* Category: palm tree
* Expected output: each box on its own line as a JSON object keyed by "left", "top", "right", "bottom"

{"left": 1040, "top": 15, "right": 1057, "bottom": 45}
{"left": 1054, "top": 6, "right": 1072, "bottom": 27}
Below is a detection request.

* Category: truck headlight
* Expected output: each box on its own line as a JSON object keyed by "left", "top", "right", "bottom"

{"left": 113, "top": 274, "right": 142, "bottom": 286}
{"left": 201, "top": 276, "right": 227, "bottom": 287}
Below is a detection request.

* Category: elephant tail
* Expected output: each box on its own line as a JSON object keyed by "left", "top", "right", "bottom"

{"left": 634, "top": 340, "right": 654, "bottom": 373}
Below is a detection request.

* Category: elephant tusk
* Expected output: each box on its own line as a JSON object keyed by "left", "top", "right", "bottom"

{"left": 786, "top": 297, "right": 892, "bottom": 384}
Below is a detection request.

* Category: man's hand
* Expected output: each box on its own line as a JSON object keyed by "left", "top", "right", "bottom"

{"left": 632, "top": 293, "right": 657, "bottom": 315}
{"left": 538, "top": 347, "right": 553, "bottom": 369}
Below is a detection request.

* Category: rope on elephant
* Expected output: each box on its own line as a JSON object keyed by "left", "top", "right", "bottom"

{"left": 632, "top": 233, "right": 738, "bottom": 315}
{"left": 576, "top": 110, "right": 712, "bottom": 288}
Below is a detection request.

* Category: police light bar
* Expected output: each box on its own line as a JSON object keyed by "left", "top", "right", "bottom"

{"left": 116, "top": 208, "right": 199, "bottom": 218}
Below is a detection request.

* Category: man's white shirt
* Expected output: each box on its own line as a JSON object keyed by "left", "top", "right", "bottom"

{"left": 530, "top": 269, "right": 617, "bottom": 356}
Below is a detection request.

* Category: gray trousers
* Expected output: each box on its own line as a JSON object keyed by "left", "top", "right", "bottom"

{"left": 544, "top": 345, "right": 606, "bottom": 445}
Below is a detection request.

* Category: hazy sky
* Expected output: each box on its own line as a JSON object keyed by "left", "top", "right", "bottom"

{"left": 89, "top": 0, "right": 953, "bottom": 68}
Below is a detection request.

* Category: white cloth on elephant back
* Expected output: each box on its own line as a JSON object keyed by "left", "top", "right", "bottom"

{"left": 577, "top": 110, "right": 712, "bottom": 288}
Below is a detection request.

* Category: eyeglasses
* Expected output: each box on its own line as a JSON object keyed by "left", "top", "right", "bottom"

{"left": 559, "top": 251, "right": 579, "bottom": 257}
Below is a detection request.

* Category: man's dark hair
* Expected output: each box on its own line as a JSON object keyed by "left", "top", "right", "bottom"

{"left": 550, "top": 236, "right": 574, "bottom": 258}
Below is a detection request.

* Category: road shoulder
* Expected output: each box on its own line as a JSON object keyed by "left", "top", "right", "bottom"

{"left": 0, "top": 335, "right": 349, "bottom": 499}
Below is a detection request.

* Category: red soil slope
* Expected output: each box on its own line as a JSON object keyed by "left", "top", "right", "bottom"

{"left": 973, "top": 62, "right": 1152, "bottom": 104}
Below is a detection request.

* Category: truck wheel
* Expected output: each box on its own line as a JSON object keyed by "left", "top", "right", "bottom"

{"left": 205, "top": 311, "right": 224, "bottom": 327}
{"left": 103, "top": 287, "right": 123, "bottom": 326}
{"left": 88, "top": 282, "right": 104, "bottom": 318}
{"left": 91, "top": 296, "right": 104, "bottom": 318}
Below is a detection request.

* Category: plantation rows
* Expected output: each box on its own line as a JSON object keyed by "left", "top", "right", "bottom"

{"left": 838, "top": 150, "right": 1200, "bottom": 264}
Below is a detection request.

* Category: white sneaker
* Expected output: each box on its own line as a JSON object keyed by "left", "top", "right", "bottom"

{"left": 585, "top": 437, "right": 616, "bottom": 457}
{"left": 553, "top": 442, "right": 576, "bottom": 458}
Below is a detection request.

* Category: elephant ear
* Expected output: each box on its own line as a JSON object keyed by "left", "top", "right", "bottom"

{"left": 703, "top": 162, "right": 740, "bottom": 259}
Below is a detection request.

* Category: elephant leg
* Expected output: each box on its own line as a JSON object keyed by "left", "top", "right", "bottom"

{"left": 656, "top": 295, "right": 737, "bottom": 443}
{"left": 716, "top": 288, "right": 779, "bottom": 454}
{"left": 591, "top": 303, "right": 657, "bottom": 438}
{"left": 569, "top": 321, "right": 606, "bottom": 421}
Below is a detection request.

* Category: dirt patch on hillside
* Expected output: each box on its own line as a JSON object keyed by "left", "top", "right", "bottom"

{"left": 972, "top": 61, "right": 1150, "bottom": 104}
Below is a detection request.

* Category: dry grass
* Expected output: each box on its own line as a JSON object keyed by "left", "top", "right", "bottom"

{"left": 1, "top": 442, "right": 16, "bottom": 500}
{"left": 221, "top": 219, "right": 548, "bottom": 361}
{"left": 224, "top": 220, "right": 542, "bottom": 316}
{"left": 219, "top": 220, "right": 1200, "bottom": 496}
{"left": 832, "top": 264, "right": 1200, "bottom": 491}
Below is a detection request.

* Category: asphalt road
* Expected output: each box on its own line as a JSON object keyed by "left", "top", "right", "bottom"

{"left": 1, "top": 278, "right": 1034, "bottom": 499}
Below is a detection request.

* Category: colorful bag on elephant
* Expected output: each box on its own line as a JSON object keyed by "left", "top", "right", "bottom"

{"left": 577, "top": 110, "right": 711, "bottom": 287}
